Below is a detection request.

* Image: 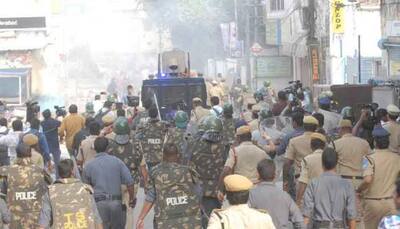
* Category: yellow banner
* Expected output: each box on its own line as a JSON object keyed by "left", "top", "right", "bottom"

{"left": 332, "top": 0, "right": 345, "bottom": 34}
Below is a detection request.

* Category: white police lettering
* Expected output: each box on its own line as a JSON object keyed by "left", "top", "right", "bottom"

{"left": 15, "top": 191, "right": 36, "bottom": 200}
{"left": 166, "top": 196, "right": 188, "bottom": 206}
{"left": 148, "top": 138, "right": 161, "bottom": 144}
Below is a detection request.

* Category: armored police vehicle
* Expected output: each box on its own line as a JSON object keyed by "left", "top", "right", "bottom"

{"left": 141, "top": 49, "right": 207, "bottom": 121}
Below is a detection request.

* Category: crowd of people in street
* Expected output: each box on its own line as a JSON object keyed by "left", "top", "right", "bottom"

{"left": 0, "top": 78, "right": 398, "bottom": 229}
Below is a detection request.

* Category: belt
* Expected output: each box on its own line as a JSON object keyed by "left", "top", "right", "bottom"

{"left": 364, "top": 196, "right": 392, "bottom": 200}
{"left": 313, "top": 220, "right": 345, "bottom": 228}
{"left": 94, "top": 194, "right": 122, "bottom": 202}
{"left": 341, "top": 175, "right": 363, "bottom": 180}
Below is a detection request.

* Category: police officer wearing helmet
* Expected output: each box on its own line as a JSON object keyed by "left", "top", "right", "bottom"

{"left": 38, "top": 159, "right": 103, "bottom": 229}
{"left": 166, "top": 110, "right": 189, "bottom": 161}
{"left": 85, "top": 102, "right": 96, "bottom": 118}
{"left": 188, "top": 115, "right": 226, "bottom": 227}
{"left": 0, "top": 143, "right": 52, "bottom": 228}
{"left": 208, "top": 174, "right": 276, "bottom": 229}
{"left": 341, "top": 106, "right": 355, "bottom": 124}
{"left": 221, "top": 104, "right": 237, "bottom": 159}
{"left": 107, "top": 117, "right": 142, "bottom": 228}
{"left": 137, "top": 143, "right": 202, "bottom": 229}
{"left": 317, "top": 92, "right": 341, "bottom": 135}
{"left": 383, "top": 104, "right": 400, "bottom": 153}
{"left": 357, "top": 126, "right": 400, "bottom": 229}
{"left": 137, "top": 107, "right": 169, "bottom": 188}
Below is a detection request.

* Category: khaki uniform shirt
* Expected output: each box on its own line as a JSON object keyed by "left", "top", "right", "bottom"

{"left": 334, "top": 134, "right": 371, "bottom": 177}
{"left": 208, "top": 204, "right": 276, "bottom": 229}
{"left": 31, "top": 149, "right": 44, "bottom": 169}
{"left": 77, "top": 135, "right": 97, "bottom": 166}
{"left": 363, "top": 149, "right": 400, "bottom": 198}
{"left": 209, "top": 85, "right": 224, "bottom": 101}
{"left": 248, "top": 119, "right": 259, "bottom": 132}
{"left": 383, "top": 121, "right": 400, "bottom": 153}
{"left": 285, "top": 132, "right": 313, "bottom": 175}
{"left": 190, "top": 107, "right": 211, "bottom": 124}
{"left": 58, "top": 114, "right": 85, "bottom": 150}
{"left": 298, "top": 149, "right": 323, "bottom": 185}
{"left": 225, "top": 141, "right": 270, "bottom": 183}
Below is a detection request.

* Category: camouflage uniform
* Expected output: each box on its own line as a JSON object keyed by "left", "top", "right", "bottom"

{"left": 0, "top": 158, "right": 51, "bottom": 228}
{"left": 47, "top": 178, "right": 98, "bottom": 228}
{"left": 166, "top": 128, "right": 188, "bottom": 160}
{"left": 221, "top": 117, "right": 237, "bottom": 160}
{"left": 150, "top": 162, "right": 201, "bottom": 229}
{"left": 188, "top": 116, "right": 225, "bottom": 227}
{"left": 138, "top": 119, "right": 168, "bottom": 168}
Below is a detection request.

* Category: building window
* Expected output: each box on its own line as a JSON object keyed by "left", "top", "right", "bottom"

{"left": 271, "top": 0, "right": 285, "bottom": 11}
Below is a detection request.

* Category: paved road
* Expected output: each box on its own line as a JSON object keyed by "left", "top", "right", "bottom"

{"left": 60, "top": 146, "right": 285, "bottom": 229}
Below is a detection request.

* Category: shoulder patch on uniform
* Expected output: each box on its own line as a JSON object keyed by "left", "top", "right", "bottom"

{"left": 83, "top": 184, "right": 94, "bottom": 194}
{"left": 256, "top": 208, "right": 269, "bottom": 214}
{"left": 362, "top": 157, "right": 370, "bottom": 170}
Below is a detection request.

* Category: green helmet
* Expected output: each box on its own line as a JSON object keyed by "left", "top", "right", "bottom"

{"left": 174, "top": 111, "right": 189, "bottom": 129}
{"left": 263, "top": 81, "right": 271, "bottom": 87}
{"left": 203, "top": 115, "right": 223, "bottom": 133}
{"left": 113, "top": 117, "right": 130, "bottom": 135}
{"left": 85, "top": 102, "right": 94, "bottom": 114}
{"left": 223, "top": 104, "right": 233, "bottom": 115}
{"left": 259, "top": 108, "right": 273, "bottom": 120}
{"left": 341, "top": 106, "right": 354, "bottom": 119}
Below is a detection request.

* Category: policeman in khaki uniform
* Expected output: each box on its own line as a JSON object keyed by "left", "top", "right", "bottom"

{"left": 136, "top": 143, "right": 202, "bottom": 229}
{"left": 208, "top": 174, "right": 276, "bottom": 229}
{"left": 22, "top": 134, "right": 45, "bottom": 168}
{"left": 38, "top": 159, "right": 103, "bottom": 229}
{"left": 220, "top": 125, "right": 270, "bottom": 184}
{"left": 190, "top": 97, "right": 211, "bottom": 125}
{"left": 334, "top": 119, "right": 371, "bottom": 229}
{"left": 0, "top": 143, "right": 52, "bottom": 228}
{"left": 209, "top": 80, "right": 224, "bottom": 103}
{"left": 296, "top": 132, "right": 327, "bottom": 206}
{"left": 248, "top": 104, "right": 261, "bottom": 132}
{"left": 101, "top": 114, "right": 116, "bottom": 140}
{"left": 283, "top": 116, "right": 318, "bottom": 192}
{"left": 357, "top": 126, "right": 400, "bottom": 229}
{"left": 383, "top": 104, "right": 400, "bottom": 153}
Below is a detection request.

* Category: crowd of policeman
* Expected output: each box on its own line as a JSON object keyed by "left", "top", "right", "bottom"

{"left": 0, "top": 79, "right": 398, "bottom": 229}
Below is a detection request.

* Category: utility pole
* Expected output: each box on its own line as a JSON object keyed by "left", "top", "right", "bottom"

{"left": 245, "top": 0, "right": 251, "bottom": 86}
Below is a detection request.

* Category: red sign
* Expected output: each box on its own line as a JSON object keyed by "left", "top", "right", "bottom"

{"left": 310, "top": 47, "right": 319, "bottom": 81}
{"left": 251, "top": 42, "right": 263, "bottom": 53}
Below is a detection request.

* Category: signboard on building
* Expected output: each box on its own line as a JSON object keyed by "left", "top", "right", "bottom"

{"left": 0, "top": 17, "right": 46, "bottom": 30}
{"left": 386, "top": 21, "right": 400, "bottom": 37}
{"left": 310, "top": 46, "right": 320, "bottom": 81}
{"left": 265, "top": 19, "right": 281, "bottom": 46}
{"left": 255, "top": 56, "right": 292, "bottom": 78}
{"left": 389, "top": 47, "right": 400, "bottom": 77}
{"left": 331, "top": 0, "right": 345, "bottom": 34}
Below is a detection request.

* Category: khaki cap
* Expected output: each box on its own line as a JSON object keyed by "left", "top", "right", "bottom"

{"left": 303, "top": 116, "right": 319, "bottom": 125}
{"left": 224, "top": 174, "right": 253, "bottom": 192}
{"left": 310, "top": 133, "right": 327, "bottom": 143}
{"left": 102, "top": 114, "right": 116, "bottom": 125}
{"left": 387, "top": 104, "right": 400, "bottom": 116}
{"left": 252, "top": 104, "right": 261, "bottom": 112}
{"left": 236, "top": 125, "right": 251, "bottom": 135}
{"left": 246, "top": 98, "right": 257, "bottom": 105}
{"left": 192, "top": 97, "right": 202, "bottom": 103}
{"left": 23, "top": 134, "right": 38, "bottom": 146}
{"left": 339, "top": 119, "right": 352, "bottom": 128}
